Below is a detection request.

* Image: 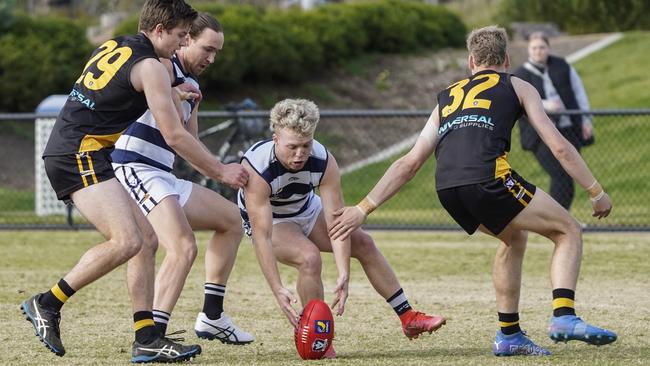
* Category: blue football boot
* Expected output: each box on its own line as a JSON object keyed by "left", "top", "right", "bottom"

{"left": 493, "top": 330, "right": 551, "bottom": 356}
{"left": 549, "top": 315, "right": 617, "bottom": 345}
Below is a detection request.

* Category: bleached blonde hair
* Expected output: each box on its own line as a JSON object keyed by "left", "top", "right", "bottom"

{"left": 466, "top": 25, "right": 508, "bottom": 67}
{"left": 270, "top": 98, "right": 320, "bottom": 136}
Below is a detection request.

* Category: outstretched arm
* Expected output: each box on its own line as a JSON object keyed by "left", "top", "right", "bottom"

{"left": 318, "top": 153, "right": 350, "bottom": 316}
{"left": 130, "top": 58, "right": 247, "bottom": 188}
{"left": 512, "top": 76, "right": 611, "bottom": 218}
{"left": 243, "top": 160, "right": 300, "bottom": 327}
{"left": 329, "top": 107, "right": 440, "bottom": 240}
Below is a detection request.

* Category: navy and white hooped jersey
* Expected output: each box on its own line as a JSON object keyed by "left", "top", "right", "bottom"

{"left": 238, "top": 139, "right": 329, "bottom": 219}
{"left": 111, "top": 55, "right": 198, "bottom": 172}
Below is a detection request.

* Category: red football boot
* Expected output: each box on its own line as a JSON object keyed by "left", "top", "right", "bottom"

{"left": 323, "top": 345, "right": 336, "bottom": 359}
{"left": 400, "top": 310, "right": 446, "bottom": 339}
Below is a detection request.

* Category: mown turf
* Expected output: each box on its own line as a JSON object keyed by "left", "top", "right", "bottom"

{"left": 1, "top": 230, "right": 648, "bottom": 365}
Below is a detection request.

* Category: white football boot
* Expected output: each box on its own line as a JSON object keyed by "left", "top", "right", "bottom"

{"left": 194, "top": 312, "right": 254, "bottom": 345}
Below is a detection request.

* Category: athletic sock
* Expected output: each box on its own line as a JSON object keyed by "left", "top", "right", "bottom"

{"left": 552, "top": 288, "right": 576, "bottom": 317}
{"left": 153, "top": 309, "right": 171, "bottom": 336}
{"left": 498, "top": 312, "right": 522, "bottom": 335}
{"left": 134, "top": 311, "right": 158, "bottom": 344}
{"left": 39, "top": 278, "right": 75, "bottom": 312}
{"left": 387, "top": 288, "right": 412, "bottom": 317}
{"left": 203, "top": 283, "right": 225, "bottom": 320}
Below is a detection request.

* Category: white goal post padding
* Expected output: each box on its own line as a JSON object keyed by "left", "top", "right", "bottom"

{"left": 35, "top": 95, "right": 70, "bottom": 216}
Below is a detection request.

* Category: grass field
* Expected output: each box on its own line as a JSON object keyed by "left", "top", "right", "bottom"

{"left": 1, "top": 230, "right": 649, "bottom": 365}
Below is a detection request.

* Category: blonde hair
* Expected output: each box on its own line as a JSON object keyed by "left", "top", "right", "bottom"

{"left": 270, "top": 99, "right": 320, "bottom": 136}
{"left": 466, "top": 25, "right": 508, "bottom": 67}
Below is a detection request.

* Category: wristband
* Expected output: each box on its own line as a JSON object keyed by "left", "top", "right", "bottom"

{"left": 590, "top": 190, "right": 606, "bottom": 203}
{"left": 586, "top": 181, "right": 603, "bottom": 199}
{"left": 356, "top": 196, "right": 377, "bottom": 216}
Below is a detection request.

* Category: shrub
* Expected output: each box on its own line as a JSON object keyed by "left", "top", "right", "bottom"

{"left": 499, "top": 0, "right": 650, "bottom": 34}
{"left": 111, "top": 0, "right": 466, "bottom": 90}
{"left": 0, "top": 16, "right": 92, "bottom": 112}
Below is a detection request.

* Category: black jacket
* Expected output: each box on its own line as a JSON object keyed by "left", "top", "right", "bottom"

{"left": 514, "top": 55, "right": 584, "bottom": 151}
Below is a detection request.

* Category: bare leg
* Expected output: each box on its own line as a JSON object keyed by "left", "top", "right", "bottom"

{"left": 309, "top": 213, "right": 400, "bottom": 299}
{"left": 184, "top": 184, "right": 243, "bottom": 286}
{"left": 70, "top": 179, "right": 158, "bottom": 313}
{"left": 478, "top": 226, "right": 527, "bottom": 314}
{"left": 503, "top": 188, "right": 582, "bottom": 290}
{"left": 272, "top": 222, "right": 324, "bottom": 306}
{"left": 146, "top": 196, "right": 197, "bottom": 314}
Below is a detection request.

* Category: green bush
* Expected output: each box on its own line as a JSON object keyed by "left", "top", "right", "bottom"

{"left": 499, "top": 0, "right": 650, "bottom": 33}
{"left": 112, "top": 0, "right": 465, "bottom": 89}
{"left": 0, "top": 16, "right": 92, "bottom": 112}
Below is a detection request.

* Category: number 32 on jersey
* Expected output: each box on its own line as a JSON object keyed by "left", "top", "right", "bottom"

{"left": 441, "top": 73, "right": 500, "bottom": 117}
{"left": 75, "top": 40, "right": 133, "bottom": 91}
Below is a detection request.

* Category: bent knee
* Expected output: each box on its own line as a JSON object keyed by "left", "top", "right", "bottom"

{"left": 166, "top": 235, "right": 198, "bottom": 263}
{"left": 351, "top": 231, "right": 379, "bottom": 259}
{"left": 298, "top": 250, "right": 322, "bottom": 274}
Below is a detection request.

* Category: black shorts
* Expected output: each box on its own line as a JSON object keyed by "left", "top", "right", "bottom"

{"left": 44, "top": 150, "right": 115, "bottom": 202}
{"left": 437, "top": 170, "right": 536, "bottom": 235}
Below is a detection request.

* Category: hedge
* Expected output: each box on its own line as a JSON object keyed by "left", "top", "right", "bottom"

{"left": 0, "top": 15, "right": 92, "bottom": 112}
{"left": 498, "top": 0, "right": 650, "bottom": 34}
{"left": 114, "top": 0, "right": 466, "bottom": 87}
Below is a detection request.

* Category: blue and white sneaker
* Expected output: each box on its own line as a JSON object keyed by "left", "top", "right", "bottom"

{"left": 549, "top": 315, "right": 617, "bottom": 345}
{"left": 493, "top": 330, "right": 551, "bottom": 356}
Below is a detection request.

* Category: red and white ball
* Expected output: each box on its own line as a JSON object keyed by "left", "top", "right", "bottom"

{"left": 294, "top": 299, "right": 334, "bottom": 360}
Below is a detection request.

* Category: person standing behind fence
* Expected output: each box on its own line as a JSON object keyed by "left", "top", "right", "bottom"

{"left": 330, "top": 25, "right": 616, "bottom": 356}
{"left": 19, "top": 1, "right": 240, "bottom": 363}
{"left": 111, "top": 12, "right": 253, "bottom": 345}
{"left": 515, "top": 31, "right": 594, "bottom": 210}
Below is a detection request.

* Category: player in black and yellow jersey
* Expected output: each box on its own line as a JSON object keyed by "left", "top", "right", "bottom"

{"left": 329, "top": 25, "right": 616, "bottom": 356}
{"left": 18, "top": 1, "right": 248, "bottom": 363}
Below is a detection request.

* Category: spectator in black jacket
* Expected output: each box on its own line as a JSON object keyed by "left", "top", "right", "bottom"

{"left": 514, "top": 32, "right": 593, "bottom": 209}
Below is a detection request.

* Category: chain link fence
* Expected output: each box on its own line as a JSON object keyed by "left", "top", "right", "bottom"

{"left": 0, "top": 109, "right": 648, "bottom": 230}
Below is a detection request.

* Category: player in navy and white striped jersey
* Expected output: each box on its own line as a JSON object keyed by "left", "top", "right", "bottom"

{"left": 240, "top": 99, "right": 446, "bottom": 358}
{"left": 111, "top": 13, "right": 253, "bottom": 345}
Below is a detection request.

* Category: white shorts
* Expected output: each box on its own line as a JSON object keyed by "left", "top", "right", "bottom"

{"left": 112, "top": 163, "right": 193, "bottom": 215}
{"left": 243, "top": 195, "right": 323, "bottom": 237}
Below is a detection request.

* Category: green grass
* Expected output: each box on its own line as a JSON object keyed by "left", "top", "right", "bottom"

{"left": 1, "top": 230, "right": 648, "bottom": 365}
{"left": 575, "top": 32, "right": 650, "bottom": 108}
{"left": 341, "top": 32, "right": 650, "bottom": 229}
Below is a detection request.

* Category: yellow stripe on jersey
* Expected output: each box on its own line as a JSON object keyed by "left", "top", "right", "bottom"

{"left": 51, "top": 284, "right": 69, "bottom": 303}
{"left": 134, "top": 319, "right": 155, "bottom": 331}
{"left": 494, "top": 153, "right": 511, "bottom": 179}
{"left": 75, "top": 154, "right": 89, "bottom": 187}
{"left": 553, "top": 298, "right": 575, "bottom": 309}
{"left": 86, "top": 155, "right": 98, "bottom": 184}
{"left": 78, "top": 130, "right": 125, "bottom": 153}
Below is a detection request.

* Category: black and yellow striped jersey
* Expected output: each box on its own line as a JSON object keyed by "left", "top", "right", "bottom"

{"left": 434, "top": 70, "right": 524, "bottom": 190}
{"left": 43, "top": 33, "right": 159, "bottom": 157}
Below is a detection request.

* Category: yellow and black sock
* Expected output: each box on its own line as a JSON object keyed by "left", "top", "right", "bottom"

{"left": 498, "top": 312, "right": 521, "bottom": 335}
{"left": 134, "top": 311, "right": 158, "bottom": 344}
{"left": 39, "top": 279, "right": 76, "bottom": 312}
{"left": 552, "top": 288, "right": 576, "bottom": 317}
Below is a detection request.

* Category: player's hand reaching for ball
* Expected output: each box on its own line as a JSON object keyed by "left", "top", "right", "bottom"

{"left": 591, "top": 191, "right": 612, "bottom": 219}
{"left": 274, "top": 287, "right": 300, "bottom": 328}
{"left": 331, "top": 275, "right": 349, "bottom": 316}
